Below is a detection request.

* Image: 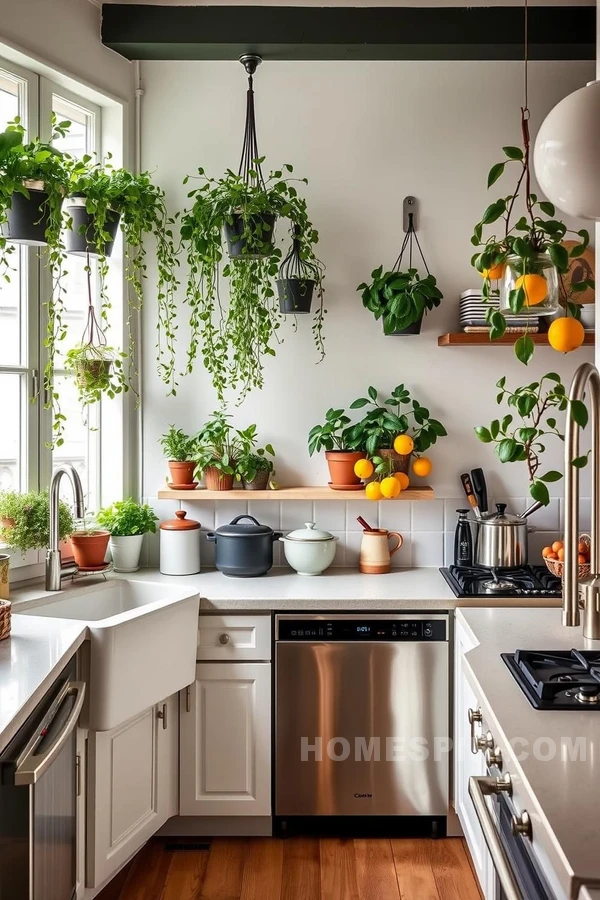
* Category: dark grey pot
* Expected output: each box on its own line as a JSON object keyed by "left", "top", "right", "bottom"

{"left": 6, "top": 189, "right": 51, "bottom": 246}
{"left": 386, "top": 313, "right": 424, "bottom": 335}
{"left": 206, "top": 514, "right": 282, "bottom": 577}
{"left": 65, "top": 201, "right": 120, "bottom": 257}
{"left": 277, "top": 278, "right": 315, "bottom": 314}
{"left": 224, "top": 212, "right": 276, "bottom": 259}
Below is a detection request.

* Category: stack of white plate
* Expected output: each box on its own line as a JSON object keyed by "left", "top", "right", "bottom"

{"left": 460, "top": 289, "right": 539, "bottom": 333}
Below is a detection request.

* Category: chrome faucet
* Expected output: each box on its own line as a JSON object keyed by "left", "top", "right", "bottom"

{"left": 563, "top": 362, "right": 600, "bottom": 639}
{"left": 45, "top": 464, "right": 86, "bottom": 591}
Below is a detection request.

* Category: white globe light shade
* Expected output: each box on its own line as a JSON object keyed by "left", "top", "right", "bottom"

{"left": 533, "top": 80, "right": 600, "bottom": 220}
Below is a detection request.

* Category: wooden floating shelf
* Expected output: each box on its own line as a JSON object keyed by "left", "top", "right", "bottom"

{"left": 438, "top": 332, "right": 595, "bottom": 347}
{"left": 157, "top": 486, "right": 435, "bottom": 502}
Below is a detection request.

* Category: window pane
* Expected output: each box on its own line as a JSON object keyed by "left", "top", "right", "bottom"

{"left": 53, "top": 376, "right": 99, "bottom": 511}
{"left": 0, "top": 373, "right": 24, "bottom": 492}
{"left": 52, "top": 95, "right": 94, "bottom": 159}
{"left": 0, "top": 70, "right": 21, "bottom": 128}
{"left": 0, "top": 246, "right": 27, "bottom": 366}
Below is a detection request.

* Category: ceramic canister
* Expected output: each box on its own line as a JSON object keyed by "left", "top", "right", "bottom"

{"left": 160, "top": 510, "right": 201, "bottom": 576}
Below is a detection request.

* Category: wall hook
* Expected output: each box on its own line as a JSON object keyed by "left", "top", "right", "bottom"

{"left": 403, "top": 196, "right": 417, "bottom": 233}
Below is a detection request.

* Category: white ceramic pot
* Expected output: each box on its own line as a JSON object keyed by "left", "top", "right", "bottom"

{"left": 279, "top": 522, "right": 338, "bottom": 576}
{"left": 109, "top": 534, "right": 144, "bottom": 573}
{"left": 160, "top": 510, "right": 201, "bottom": 576}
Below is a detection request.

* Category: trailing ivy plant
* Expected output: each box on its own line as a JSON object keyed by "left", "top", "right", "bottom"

{"left": 358, "top": 267, "right": 442, "bottom": 334}
{"left": 470, "top": 127, "right": 592, "bottom": 365}
{"left": 474, "top": 373, "right": 589, "bottom": 507}
{"left": 180, "top": 162, "right": 323, "bottom": 401}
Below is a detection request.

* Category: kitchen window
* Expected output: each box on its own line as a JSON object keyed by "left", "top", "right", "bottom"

{"left": 0, "top": 57, "right": 126, "bottom": 571}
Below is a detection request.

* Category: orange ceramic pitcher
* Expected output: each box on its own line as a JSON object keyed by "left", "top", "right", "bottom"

{"left": 359, "top": 529, "right": 403, "bottom": 574}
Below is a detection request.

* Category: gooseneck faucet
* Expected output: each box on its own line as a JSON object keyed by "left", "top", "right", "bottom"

{"left": 45, "top": 464, "right": 86, "bottom": 591}
{"left": 563, "top": 362, "right": 600, "bottom": 639}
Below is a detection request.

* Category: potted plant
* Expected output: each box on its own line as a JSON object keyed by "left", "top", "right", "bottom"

{"left": 471, "top": 110, "right": 591, "bottom": 365}
{"left": 0, "top": 490, "right": 73, "bottom": 554}
{"left": 308, "top": 408, "right": 364, "bottom": 489}
{"left": 196, "top": 410, "right": 243, "bottom": 491}
{"left": 180, "top": 163, "right": 324, "bottom": 401}
{"left": 97, "top": 498, "right": 158, "bottom": 573}
{"left": 358, "top": 266, "right": 442, "bottom": 335}
{"left": 474, "top": 372, "right": 588, "bottom": 506}
{"left": 159, "top": 425, "right": 198, "bottom": 487}
{"left": 65, "top": 342, "right": 123, "bottom": 404}
{"left": 236, "top": 425, "right": 276, "bottom": 490}
{"left": 345, "top": 384, "right": 447, "bottom": 478}
{"left": 277, "top": 225, "right": 326, "bottom": 360}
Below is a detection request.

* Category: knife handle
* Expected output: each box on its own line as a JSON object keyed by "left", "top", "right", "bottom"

{"left": 470, "top": 467, "right": 488, "bottom": 514}
{"left": 460, "top": 473, "right": 481, "bottom": 517}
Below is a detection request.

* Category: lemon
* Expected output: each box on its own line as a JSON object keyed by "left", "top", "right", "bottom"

{"left": 547, "top": 316, "right": 585, "bottom": 353}
{"left": 393, "top": 472, "right": 410, "bottom": 490}
{"left": 412, "top": 457, "right": 433, "bottom": 478}
{"left": 365, "top": 481, "right": 383, "bottom": 501}
{"left": 515, "top": 273, "right": 548, "bottom": 307}
{"left": 393, "top": 434, "right": 414, "bottom": 456}
{"left": 354, "top": 458, "right": 374, "bottom": 480}
{"left": 380, "top": 476, "right": 401, "bottom": 499}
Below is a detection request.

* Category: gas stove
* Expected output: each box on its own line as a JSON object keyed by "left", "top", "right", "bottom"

{"left": 502, "top": 649, "right": 600, "bottom": 709}
{"left": 439, "top": 564, "right": 561, "bottom": 598}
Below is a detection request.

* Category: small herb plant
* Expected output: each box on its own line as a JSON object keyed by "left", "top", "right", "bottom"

{"left": 180, "top": 162, "right": 323, "bottom": 401}
{"left": 0, "top": 490, "right": 74, "bottom": 553}
{"left": 358, "top": 267, "right": 442, "bottom": 334}
{"left": 308, "top": 408, "right": 353, "bottom": 456}
{"left": 97, "top": 499, "right": 158, "bottom": 536}
{"left": 345, "top": 385, "right": 447, "bottom": 457}
{"left": 159, "top": 426, "right": 197, "bottom": 462}
{"left": 474, "top": 373, "right": 589, "bottom": 506}
{"left": 236, "top": 424, "right": 275, "bottom": 484}
{"left": 196, "top": 410, "right": 245, "bottom": 477}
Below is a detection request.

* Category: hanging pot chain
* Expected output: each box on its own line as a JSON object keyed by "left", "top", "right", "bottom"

{"left": 237, "top": 55, "right": 265, "bottom": 189}
{"left": 80, "top": 251, "right": 107, "bottom": 349}
{"left": 393, "top": 213, "right": 431, "bottom": 276}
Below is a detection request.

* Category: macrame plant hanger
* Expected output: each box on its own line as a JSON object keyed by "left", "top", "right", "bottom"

{"left": 392, "top": 197, "right": 431, "bottom": 277}
{"left": 238, "top": 54, "right": 265, "bottom": 189}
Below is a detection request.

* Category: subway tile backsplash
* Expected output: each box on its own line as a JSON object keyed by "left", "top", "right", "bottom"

{"left": 143, "top": 496, "right": 588, "bottom": 570}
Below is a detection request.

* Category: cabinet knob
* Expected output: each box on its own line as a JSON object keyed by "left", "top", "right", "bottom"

{"left": 485, "top": 746, "right": 503, "bottom": 769}
{"left": 156, "top": 702, "right": 168, "bottom": 730}
{"left": 219, "top": 633, "right": 230, "bottom": 645}
{"left": 468, "top": 707, "right": 484, "bottom": 755}
{"left": 511, "top": 810, "right": 531, "bottom": 837}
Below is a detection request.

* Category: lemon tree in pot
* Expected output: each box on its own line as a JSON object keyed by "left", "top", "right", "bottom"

{"left": 236, "top": 425, "right": 275, "bottom": 490}
{"left": 159, "top": 425, "right": 198, "bottom": 487}
{"left": 97, "top": 499, "right": 158, "bottom": 573}
{"left": 196, "top": 410, "right": 243, "bottom": 491}
{"left": 0, "top": 490, "right": 73, "bottom": 554}
{"left": 308, "top": 408, "right": 364, "bottom": 489}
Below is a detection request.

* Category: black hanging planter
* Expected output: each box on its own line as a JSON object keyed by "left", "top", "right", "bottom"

{"left": 386, "top": 313, "right": 424, "bottom": 336}
{"left": 277, "top": 277, "right": 315, "bottom": 314}
{"left": 65, "top": 197, "right": 121, "bottom": 257}
{"left": 5, "top": 183, "right": 51, "bottom": 246}
{"left": 224, "top": 211, "right": 276, "bottom": 259}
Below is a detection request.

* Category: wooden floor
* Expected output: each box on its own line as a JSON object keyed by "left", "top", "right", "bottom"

{"left": 100, "top": 836, "right": 482, "bottom": 900}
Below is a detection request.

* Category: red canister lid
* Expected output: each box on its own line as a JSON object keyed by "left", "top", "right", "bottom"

{"left": 160, "top": 510, "right": 200, "bottom": 531}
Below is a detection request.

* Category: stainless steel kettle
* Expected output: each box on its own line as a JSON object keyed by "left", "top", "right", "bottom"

{"left": 472, "top": 501, "right": 541, "bottom": 568}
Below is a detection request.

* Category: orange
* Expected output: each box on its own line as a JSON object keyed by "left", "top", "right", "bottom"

{"left": 546, "top": 551, "right": 558, "bottom": 560}
{"left": 578, "top": 541, "right": 588, "bottom": 555}
{"left": 481, "top": 262, "right": 506, "bottom": 281}
{"left": 393, "top": 434, "right": 414, "bottom": 455}
{"left": 579, "top": 554, "right": 588, "bottom": 565}
{"left": 380, "top": 476, "right": 401, "bottom": 499}
{"left": 393, "top": 472, "right": 410, "bottom": 491}
{"left": 541, "top": 546, "right": 553, "bottom": 558}
{"left": 354, "top": 458, "right": 374, "bottom": 480}
{"left": 557, "top": 548, "right": 565, "bottom": 561}
{"left": 552, "top": 541, "right": 563, "bottom": 553}
{"left": 515, "top": 273, "right": 548, "bottom": 306}
{"left": 412, "top": 457, "right": 433, "bottom": 478}
{"left": 365, "top": 481, "right": 382, "bottom": 501}
{"left": 547, "top": 317, "right": 585, "bottom": 353}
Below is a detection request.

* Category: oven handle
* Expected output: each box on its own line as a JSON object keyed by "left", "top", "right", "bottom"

{"left": 15, "top": 682, "right": 86, "bottom": 786}
{"left": 469, "top": 775, "right": 523, "bottom": 900}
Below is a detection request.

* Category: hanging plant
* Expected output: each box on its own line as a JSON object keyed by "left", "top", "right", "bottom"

{"left": 67, "top": 163, "right": 180, "bottom": 392}
{"left": 180, "top": 55, "right": 324, "bottom": 402}
{"left": 358, "top": 207, "right": 442, "bottom": 335}
{"left": 277, "top": 224, "right": 326, "bottom": 359}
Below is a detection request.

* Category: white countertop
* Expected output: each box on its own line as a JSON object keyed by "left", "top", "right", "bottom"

{"left": 0, "top": 614, "right": 87, "bottom": 752}
{"left": 458, "top": 606, "right": 600, "bottom": 895}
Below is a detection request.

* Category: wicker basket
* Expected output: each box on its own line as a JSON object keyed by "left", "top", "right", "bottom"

{"left": 544, "top": 534, "right": 591, "bottom": 580}
{"left": 0, "top": 599, "right": 11, "bottom": 641}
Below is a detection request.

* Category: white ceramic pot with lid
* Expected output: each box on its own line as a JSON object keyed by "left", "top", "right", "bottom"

{"left": 279, "top": 522, "right": 338, "bottom": 576}
{"left": 160, "top": 510, "right": 201, "bottom": 576}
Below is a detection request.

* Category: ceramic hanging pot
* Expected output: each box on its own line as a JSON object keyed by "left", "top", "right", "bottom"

{"left": 224, "top": 212, "right": 276, "bottom": 259}
{"left": 5, "top": 181, "right": 51, "bottom": 245}
{"left": 65, "top": 196, "right": 121, "bottom": 257}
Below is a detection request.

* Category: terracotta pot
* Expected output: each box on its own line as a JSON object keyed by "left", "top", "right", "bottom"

{"left": 325, "top": 450, "right": 365, "bottom": 487}
{"left": 168, "top": 460, "right": 197, "bottom": 484}
{"left": 377, "top": 448, "right": 412, "bottom": 477}
{"left": 0, "top": 517, "right": 15, "bottom": 531}
{"left": 70, "top": 531, "right": 110, "bottom": 568}
{"left": 204, "top": 466, "right": 235, "bottom": 491}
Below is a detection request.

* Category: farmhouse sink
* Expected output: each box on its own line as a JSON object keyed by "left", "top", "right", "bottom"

{"left": 20, "top": 579, "right": 200, "bottom": 730}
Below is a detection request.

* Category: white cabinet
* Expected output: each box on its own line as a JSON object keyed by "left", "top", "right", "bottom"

{"left": 86, "top": 693, "right": 178, "bottom": 889}
{"left": 454, "top": 617, "right": 496, "bottom": 900}
{"left": 180, "top": 662, "right": 271, "bottom": 817}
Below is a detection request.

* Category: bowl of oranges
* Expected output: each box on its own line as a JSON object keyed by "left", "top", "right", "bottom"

{"left": 542, "top": 534, "right": 591, "bottom": 579}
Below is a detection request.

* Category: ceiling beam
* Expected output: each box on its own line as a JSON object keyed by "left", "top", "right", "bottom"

{"left": 101, "top": 4, "right": 595, "bottom": 61}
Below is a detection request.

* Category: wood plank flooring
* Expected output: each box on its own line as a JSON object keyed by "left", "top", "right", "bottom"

{"left": 100, "top": 837, "right": 482, "bottom": 900}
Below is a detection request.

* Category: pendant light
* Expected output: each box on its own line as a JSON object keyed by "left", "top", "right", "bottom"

{"left": 534, "top": 80, "right": 600, "bottom": 220}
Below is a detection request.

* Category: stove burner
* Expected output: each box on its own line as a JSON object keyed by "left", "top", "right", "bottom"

{"left": 576, "top": 685, "right": 600, "bottom": 704}
{"left": 439, "top": 565, "right": 561, "bottom": 598}
{"left": 481, "top": 576, "right": 517, "bottom": 592}
{"left": 502, "top": 649, "right": 600, "bottom": 710}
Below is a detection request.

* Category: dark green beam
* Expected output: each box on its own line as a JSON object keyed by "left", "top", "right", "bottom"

{"left": 101, "top": 5, "right": 595, "bottom": 61}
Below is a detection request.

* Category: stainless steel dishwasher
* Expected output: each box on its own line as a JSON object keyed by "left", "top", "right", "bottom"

{"left": 275, "top": 613, "right": 449, "bottom": 835}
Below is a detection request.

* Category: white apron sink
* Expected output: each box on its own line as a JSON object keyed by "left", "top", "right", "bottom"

{"left": 20, "top": 579, "right": 200, "bottom": 730}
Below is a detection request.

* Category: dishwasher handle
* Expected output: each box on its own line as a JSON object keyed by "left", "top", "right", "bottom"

{"left": 468, "top": 774, "right": 522, "bottom": 900}
{"left": 15, "top": 681, "right": 86, "bottom": 786}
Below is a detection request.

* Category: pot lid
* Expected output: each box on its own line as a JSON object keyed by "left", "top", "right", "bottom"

{"left": 160, "top": 510, "right": 200, "bottom": 531}
{"left": 216, "top": 514, "right": 273, "bottom": 537}
{"left": 481, "top": 503, "right": 523, "bottom": 526}
{"left": 284, "top": 522, "right": 335, "bottom": 542}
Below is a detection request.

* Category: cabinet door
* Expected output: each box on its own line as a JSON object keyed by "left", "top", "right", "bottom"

{"left": 86, "top": 693, "right": 178, "bottom": 889}
{"left": 180, "top": 662, "right": 271, "bottom": 817}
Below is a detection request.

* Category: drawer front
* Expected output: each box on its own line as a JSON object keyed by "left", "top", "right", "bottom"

{"left": 197, "top": 615, "right": 272, "bottom": 661}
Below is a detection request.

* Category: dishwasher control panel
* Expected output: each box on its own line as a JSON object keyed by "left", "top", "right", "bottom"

{"left": 277, "top": 618, "right": 447, "bottom": 641}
